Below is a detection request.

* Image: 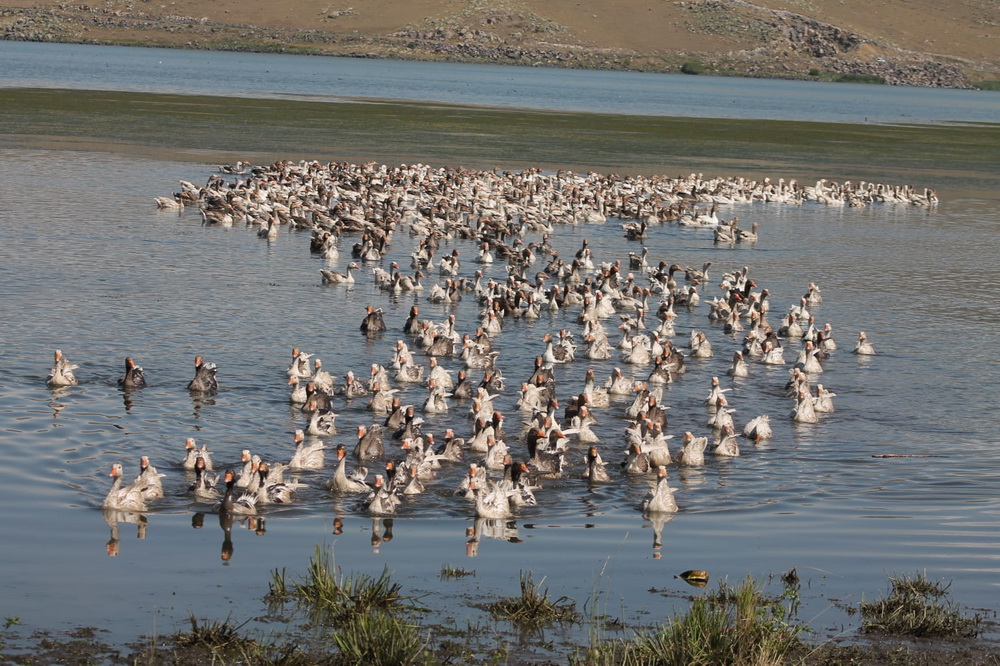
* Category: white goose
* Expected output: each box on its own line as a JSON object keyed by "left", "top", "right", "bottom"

{"left": 319, "top": 262, "right": 359, "bottom": 285}
{"left": 640, "top": 466, "right": 678, "bottom": 514}
{"left": 47, "top": 349, "right": 79, "bottom": 387}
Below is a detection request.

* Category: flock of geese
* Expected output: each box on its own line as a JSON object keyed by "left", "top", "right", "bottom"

{"left": 88, "top": 160, "right": 898, "bottom": 529}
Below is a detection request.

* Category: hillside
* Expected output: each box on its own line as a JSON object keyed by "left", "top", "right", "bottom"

{"left": 1, "top": 0, "right": 998, "bottom": 87}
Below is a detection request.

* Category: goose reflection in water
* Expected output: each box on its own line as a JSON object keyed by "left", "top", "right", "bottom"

{"left": 644, "top": 512, "right": 674, "bottom": 558}
{"left": 370, "top": 517, "right": 394, "bottom": 552}
{"left": 465, "top": 517, "right": 522, "bottom": 557}
{"left": 103, "top": 508, "right": 148, "bottom": 557}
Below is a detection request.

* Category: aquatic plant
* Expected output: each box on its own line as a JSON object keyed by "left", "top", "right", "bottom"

{"left": 859, "top": 571, "right": 983, "bottom": 638}
{"left": 331, "top": 611, "right": 429, "bottom": 666}
{"left": 439, "top": 563, "right": 476, "bottom": 579}
{"left": 485, "top": 570, "right": 579, "bottom": 631}
{"left": 266, "top": 546, "right": 422, "bottom": 622}
{"left": 577, "top": 576, "right": 802, "bottom": 665}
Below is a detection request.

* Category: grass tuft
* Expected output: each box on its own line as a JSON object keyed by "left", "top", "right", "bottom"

{"left": 332, "top": 611, "right": 428, "bottom": 665}
{"left": 439, "top": 563, "right": 476, "bottom": 580}
{"left": 577, "top": 576, "right": 801, "bottom": 665}
{"left": 859, "top": 571, "right": 982, "bottom": 638}
{"left": 486, "top": 570, "right": 579, "bottom": 631}
{"left": 266, "top": 546, "right": 423, "bottom": 623}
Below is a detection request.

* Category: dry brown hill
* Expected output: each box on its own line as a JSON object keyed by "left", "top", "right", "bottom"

{"left": 1, "top": 0, "right": 997, "bottom": 87}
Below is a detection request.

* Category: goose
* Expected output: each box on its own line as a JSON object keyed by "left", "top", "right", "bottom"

{"left": 187, "top": 456, "right": 220, "bottom": 501}
{"left": 853, "top": 331, "right": 876, "bottom": 355}
{"left": 117, "top": 356, "right": 146, "bottom": 389}
{"left": 819, "top": 323, "right": 838, "bottom": 351}
{"left": 791, "top": 389, "right": 819, "bottom": 423}
{"left": 103, "top": 463, "right": 147, "bottom": 512}
{"left": 760, "top": 340, "right": 786, "bottom": 365}
{"left": 704, "top": 376, "right": 731, "bottom": 409}
{"left": 813, "top": 384, "right": 837, "bottom": 413}
{"left": 220, "top": 469, "right": 259, "bottom": 515}
{"left": 708, "top": 395, "right": 736, "bottom": 431}
{"left": 320, "top": 261, "right": 359, "bottom": 285}
{"left": 582, "top": 369, "right": 611, "bottom": 408}
{"left": 186, "top": 355, "right": 219, "bottom": 394}
{"left": 742, "top": 414, "right": 773, "bottom": 441}
{"left": 690, "top": 331, "right": 713, "bottom": 359}
{"left": 310, "top": 358, "right": 336, "bottom": 394}
{"left": 794, "top": 341, "right": 824, "bottom": 374}
{"left": 476, "top": 242, "right": 495, "bottom": 264}
{"left": 525, "top": 428, "right": 565, "bottom": 477}
{"left": 713, "top": 425, "right": 741, "bottom": 457}
{"left": 235, "top": 450, "right": 256, "bottom": 488}
{"left": 133, "top": 456, "right": 165, "bottom": 501}
{"left": 436, "top": 428, "right": 466, "bottom": 463}
{"left": 423, "top": 379, "right": 452, "bottom": 414}
{"left": 675, "top": 431, "right": 709, "bottom": 467}
{"left": 640, "top": 466, "right": 678, "bottom": 514}
{"left": 604, "top": 367, "right": 633, "bottom": 395}
{"left": 583, "top": 446, "right": 611, "bottom": 482}
{"left": 727, "top": 350, "right": 749, "bottom": 378}
{"left": 354, "top": 424, "right": 385, "bottom": 461}
{"left": 182, "top": 437, "right": 213, "bottom": 471}
{"left": 359, "top": 305, "right": 386, "bottom": 336}
{"left": 367, "top": 383, "right": 399, "bottom": 414}
{"left": 337, "top": 370, "right": 370, "bottom": 399}
{"left": 306, "top": 398, "right": 337, "bottom": 437}
{"left": 288, "top": 429, "right": 326, "bottom": 470}
{"left": 735, "top": 221, "right": 759, "bottom": 243}
{"left": 254, "top": 462, "right": 303, "bottom": 505}
{"left": 468, "top": 478, "right": 515, "bottom": 519}
{"left": 329, "top": 444, "right": 370, "bottom": 493}
{"left": 403, "top": 306, "right": 422, "bottom": 335}
{"left": 46, "top": 349, "right": 79, "bottom": 387}
{"left": 286, "top": 347, "right": 313, "bottom": 379}
{"left": 364, "top": 474, "right": 401, "bottom": 515}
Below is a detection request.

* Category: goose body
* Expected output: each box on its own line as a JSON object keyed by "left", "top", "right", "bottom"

{"left": 640, "top": 466, "right": 678, "bottom": 514}
{"left": 47, "top": 349, "right": 79, "bottom": 387}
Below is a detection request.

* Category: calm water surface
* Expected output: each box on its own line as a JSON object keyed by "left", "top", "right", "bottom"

{"left": 2, "top": 41, "right": 999, "bottom": 124}
{"left": 1, "top": 147, "right": 999, "bottom": 653}
{"left": 1, "top": 43, "right": 1000, "bottom": 655}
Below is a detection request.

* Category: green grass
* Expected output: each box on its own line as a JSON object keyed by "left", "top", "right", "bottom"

{"left": 974, "top": 80, "right": 1000, "bottom": 91}
{"left": 680, "top": 60, "right": 706, "bottom": 75}
{"left": 332, "top": 612, "right": 429, "bottom": 666}
{"left": 485, "top": 570, "right": 579, "bottom": 631}
{"left": 266, "top": 546, "right": 421, "bottom": 623}
{"left": 859, "top": 571, "right": 983, "bottom": 638}
{"left": 578, "top": 576, "right": 802, "bottom": 666}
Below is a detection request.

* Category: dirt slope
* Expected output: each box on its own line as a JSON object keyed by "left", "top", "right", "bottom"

{"left": 1, "top": 0, "right": 997, "bottom": 86}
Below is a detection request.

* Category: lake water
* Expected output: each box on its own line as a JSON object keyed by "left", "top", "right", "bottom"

{"left": 2, "top": 41, "right": 1000, "bottom": 125}
{"left": 1, "top": 42, "right": 1000, "bottom": 657}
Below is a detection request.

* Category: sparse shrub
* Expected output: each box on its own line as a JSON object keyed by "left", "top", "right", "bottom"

{"left": 680, "top": 60, "right": 705, "bottom": 75}
{"left": 832, "top": 73, "right": 886, "bottom": 84}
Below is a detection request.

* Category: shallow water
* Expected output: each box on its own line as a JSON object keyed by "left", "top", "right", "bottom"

{"left": 2, "top": 143, "right": 999, "bottom": 654}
